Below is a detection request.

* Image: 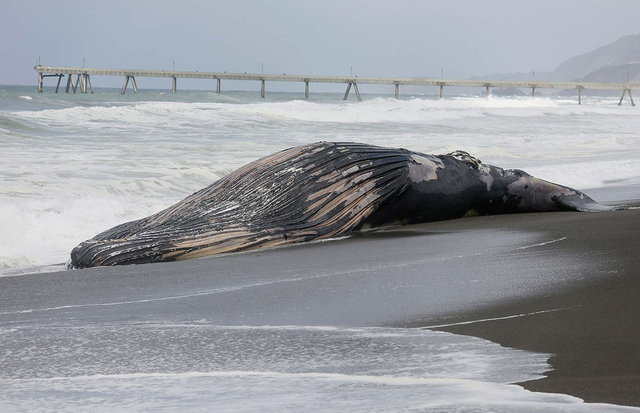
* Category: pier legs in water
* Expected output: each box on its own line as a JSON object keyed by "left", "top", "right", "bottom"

{"left": 395, "top": 84, "right": 399, "bottom": 99}
{"left": 343, "top": 83, "right": 352, "bottom": 100}
{"left": 172, "top": 77, "right": 177, "bottom": 93}
{"left": 343, "top": 83, "right": 362, "bottom": 101}
{"left": 532, "top": 87, "right": 536, "bottom": 97}
{"left": 121, "top": 76, "right": 129, "bottom": 94}
{"left": 121, "top": 76, "right": 138, "bottom": 94}
{"left": 486, "top": 86, "right": 490, "bottom": 99}
{"left": 261, "top": 80, "right": 265, "bottom": 98}
{"left": 216, "top": 79, "right": 221, "bottom": 94}
{"left": 440, "top": 85, "right": 443, "bottom": 99}
{"left": 618, "top": 89, "right": 636, "bottom": 106}
{"left": 305, "top": 81, "right": 309, "bottom": 99}
{"left": 75, "top": 75, "right": 83, "bottom": 93}
{"left": 55, "top": 75, "right": 63, "bottom": 93}
{"left": 37, "top": 73, "right": 43, "bottom": 93}
{"left": 86, "top": 75, "right": 94, "bottom": 94}
{"left": 70, "top": 75, "right": 78, "bottom": 93}
{"left": 578, "top": 88, "right": 582, "bottom": 105}
{"left": 353, "top": 83, "right": 362, "bottom": 101}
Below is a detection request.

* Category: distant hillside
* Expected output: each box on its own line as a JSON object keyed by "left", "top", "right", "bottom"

{"left": 472, "top": 33, "right": 640, "bottom": 82}
{"left": 551, "top": 33, "right": 640, "bottom": 81}
{"left": 574, "top": 62, "right": 640, "bottom": 83}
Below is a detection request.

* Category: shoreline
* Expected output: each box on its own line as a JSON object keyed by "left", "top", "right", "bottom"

{"left": 407, "top": 202, "right": 640, "bottom": 406}
{"left": 1, "top": 200, "right": 639, "bottom": 409}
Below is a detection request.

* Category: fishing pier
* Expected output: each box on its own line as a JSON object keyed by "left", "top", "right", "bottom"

{"left": 35, "top": 65, "right": 638, "bottom": 106}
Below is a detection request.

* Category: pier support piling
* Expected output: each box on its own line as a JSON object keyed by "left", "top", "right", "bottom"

{"left": 121, "top": 76, "right": 130, "bottom": 94}
{"left": 261, "top": 79, "right": 265, "bottom": 98}
{"left": 486, "top": 86, "right": 490, "bottom": 99}
{"left": 353, "top": 83, "right": 362, "bottom": 101}
{"left": 629, "top": 90, "right": 636, "bottom": 106}
{"left": 216, "top": 78, "right": 221, "bottom": 94}
{"left": 395, "top": 84, "right": 399, "bottom": 99}
{"left": 121, "top": 76, "right": 138, "bottom": 94}
{"left": 130, "top": 76, "right": 138, "bottom": 93}
{"left": 38, "top": 73, "right": 43, "bottom": 93}
{"left": 532, "top": 87, "right": 536, "bottom": 97}
{"left": 65, "top": 74, "right": 72, "bottom": 93}
{"left": 71, "top": 75, "right": 79, "bottom": 93}
{"left": 55, "top": 75, "right": 63, "bottom": 93}
{"left": 172, "top": 77, "right": 177, "bottom": 93}
{"left": 618, "top": 89, "right": 627, "bottom": 106}
{"left": 440, "top": 85, "right": 443, "bottom": 99}
{"left": 87, "top": 75, "right": 94, "bottom": 94}
{"left": 578, "top": 88, "right": 582, "bottom": 105}
{"left": 343, "top": 83, "right": 352, "bottom": 100}
{"left": 305, "top": 81, "right": 309, "bottom": 99}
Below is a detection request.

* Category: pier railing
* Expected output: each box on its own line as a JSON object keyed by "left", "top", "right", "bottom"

{"left": 35, "top": 65, "right": 638, "bottom": 105}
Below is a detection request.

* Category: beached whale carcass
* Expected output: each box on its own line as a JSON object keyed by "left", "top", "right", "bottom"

{"left": 69, "top": 142, "right": 624, "bottom": 268}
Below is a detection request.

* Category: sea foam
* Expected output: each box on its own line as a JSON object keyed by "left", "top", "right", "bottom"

{"left": 0, "top": 323, "right": 636, "bottom": 412}
{"left": 1, "top": 93, "right": 639, "bottom": 274}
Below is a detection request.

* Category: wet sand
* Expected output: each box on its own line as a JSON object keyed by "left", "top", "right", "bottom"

{"left": 1, "top": 198, "right": 639, "bottom": 408}
{"left": 416, "top": 201, "right": 640, "bottom": 406}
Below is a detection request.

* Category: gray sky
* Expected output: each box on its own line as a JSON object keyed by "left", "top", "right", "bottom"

{"left": 3, "top": 0, "right": 639, "bottom": 90}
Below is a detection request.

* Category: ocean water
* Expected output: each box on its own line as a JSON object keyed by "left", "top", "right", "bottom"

{"left": 0, "top": 322, "right": 635, "bottom": 413}
{"left": 1, "top": 86, "right": 639, "bottom": 274}
{"left": 1, "top": 85, "right": 640, "bottom": 411}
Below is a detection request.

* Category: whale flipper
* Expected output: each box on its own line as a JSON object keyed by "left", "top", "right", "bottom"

{"left": 554, "top": 195, "right": 627, "bottom": 212}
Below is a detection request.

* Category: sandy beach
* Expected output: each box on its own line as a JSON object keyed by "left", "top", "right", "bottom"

{"left": 0, "top": 202, "right": 640, "bottom": 406}
{"left": 422, "top": 201, "right": 640, "bottom": 406}
{"left": 1, "top": 198, "right": 639, "bottom": 410}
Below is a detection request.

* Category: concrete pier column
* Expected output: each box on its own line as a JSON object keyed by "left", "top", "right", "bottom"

{"left": 261, "top": 79, "right": 265, "bottom": 98}
{"left": 532, "top": 87, "right": 536, "bottom": 97}
{"left": 440, "top": 85, "right": 443, "bottom": 99}
{"left": 87, "top": 75, "right": 94, "bottom": 94}
{"left": 172, "top": 77, "right": 177, "bottom": 93}
{"left": 395, "top": 84, "right": 399, "bottom": 99}
{"left": 72, "top": 75, "right": 79, "bottom": 93}
{"left": 305, "top": 81, "right": 309, "bottom": 99}
{"left": 55, "top": 75, "right": 63, "bottom": 93}
{"left": 486, "top": 86, "right": 490, "bottom": 99}
{"left": 343, "top": 83, "right": 352, "bottom": 100}
{"left": 38, "top": 73, "right": 43, "bottom": 93}
{"left": 81, "top": 74, "right": 87, "bottom": 93}
{"left": 629, "top": 90, "right": 636, "bottom": 106}
{"left": 121, "top": 76, "right": 130, "bottom": 94}
{"left": 618, "top": 89, "right": 627, "bottom": 106}
{"left": 578, "top": 88, "right": 582, "bottom": 105}
{"left": 65, "top": 74, "right": 72, "bottom": 93}
{"left": 353, "top": 83, "right": 362, "bottom": 101}
{"left": 131, "top": 76, "right": 138, "bottom": 94}
{"left": 216, "top": 78, "right": 221, "bottom": 94}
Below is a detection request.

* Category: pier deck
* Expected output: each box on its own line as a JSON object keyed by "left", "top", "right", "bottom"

{"left": 34, "top": 65, "right": 638, "bottom": 105}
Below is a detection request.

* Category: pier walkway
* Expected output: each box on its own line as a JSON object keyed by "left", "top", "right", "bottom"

{"left": 35, "top": 65, "right": 637, "bottom": 105}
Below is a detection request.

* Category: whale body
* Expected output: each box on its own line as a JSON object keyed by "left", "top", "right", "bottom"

{"left": 69, "top": 142, "right": 623, "bottom": 268}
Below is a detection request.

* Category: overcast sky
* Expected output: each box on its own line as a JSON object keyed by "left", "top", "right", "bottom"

{"left": 3, "top": 0, "right": 639, "bottom": 90}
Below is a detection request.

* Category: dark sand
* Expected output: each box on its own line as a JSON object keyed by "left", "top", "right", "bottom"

{"left": 415, "top": 201, "right": 640, "bottom": 406}
{"left": 1, "top": 197, "right": 639, "bottom": 408}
